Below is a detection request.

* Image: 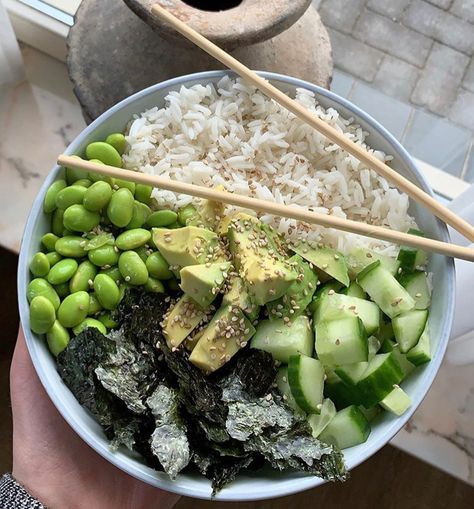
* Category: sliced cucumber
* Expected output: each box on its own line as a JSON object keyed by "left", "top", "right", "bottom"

{"left": 315, "top": 316, "right": 368, "bottom": 366}
{"left": 358, "top": 405, "right": 381, "bottom": 422}
{"left": 291, "top": 242, "right": 350, "bottom": 287}
{"left": 397, "top": 228, "right": 427, "bottom": 272}
{"left": 406, "top": 325, "right": 431, "bottom": 366}
{"left": 251, "top": 315, "right": 313, "bottom": 363}
{"left": 398, "top": 271, "right": 431, "bottom": 310}
{"left": 308, "top": 281, "right": 344, "bottom": 313}
{"left": 377, "top": 321, "right": 395, "bottom": 344}
{"left": 324, "top": 371, "right": 358, "bottom": 409}
{"left": 392, "top": 309, "right": 429, "bottom": 353}
{"left": 380, "top": 386, "right": 412, "bottom": 416}
{"left": 341, "top": 281, "right": 366, "bottom": 299}
{"left": 336, "top": 352, "right": 405, "bottom": 408}
{"left": 307, "top": 399, "right": 336, "bottom": 438}
{"left": 288, "top": 354, "right": 325, "bottom": 413}
{"left": 380, "top": 338, "right": 415, "bottom": 378}
{"left": 368, "top": 336, "right": 381, "bottom": 360}
{"left": 314, "top": 292, "right": 381, "bottom": 335}
{"left": 357, "top": 261, "right": 415, "bottom": 318}
{"left": 318, "top": 405, "right": 370, "bottom": 449}
{"left": 276, "top": 367, "right": 304, "bottom": 414}
{"left": 346, "top": 246, "right": 400, "bottom": 278}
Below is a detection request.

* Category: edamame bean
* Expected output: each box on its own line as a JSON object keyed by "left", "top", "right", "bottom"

{"left": 43, "top": 179, "right": 67, "bottom": 214}
{"left": 86, "top": 142, "right": 122, "bottom": 167}
{"left": 93, "top": 274, "right": 120, "bottom": 310}
{"left": 51, "top": 209, "right": 65, "bottom": 237}
{"left": 107, "top": 188, "right": 134, "bottom": 227}
{"left": 177, "top": 204, "right": 197, "bottom": 226}
{"left": 115, "top": 228, "right": 151, "bottom": 250}
{"left": 167, "top": 221, "right": 180, "bottom": 229}
{"left": 88, "top": 244, "right": 119, "bottom": 267}
{"left": 54, "top": 282, "right": 70, "bottom": 298}
{"left": 74, "top": 178, "right": 92, "bottom": 188}
{"left": 126, "top": 201, "right": 151, "bottom": 229}
{"left": 69, "top": 260, "right": 97, "bottom": 293}
{"left": 88, "top": 293, "right": 103, "bottom": 315}
{"left": 72, "top": 317, "right": 107, "bottom": 336}
{"left": 55, "top": 235, "right": 87, "bottom": 258}
{"left": 55, "top": 185, "right": 87, "bottom": 209}
{"left": 45, "top": 251, "right": 62, "bottom": 267}
{"left": 118, "top": 251, "right": 148, "bottom": 285}
{"left": 83, "top": 181, "right": 112, "bottom": 211}
{"left": 144, "top": 277, "right": 165, "bottom": 293}
{"left": 99, "top": 266, "right": 123, "bottom": 284}
{"left": 134, "top": 245, "right": 149, "bottom": 262}
{"left": 27, "top": 278, "right": 60, "bottom": 310}
{"left": 30, "top": 296, "right": 56, "bottom": 334}
{"left": 47, "top": 258, "right": 78, "bottom": 285}
{"left": 166, "top": 277, "right": 180, "bottom": 292}
{"left": 63, "top": 204, "right": 101, "bottom": 232}
{"left": 83, "top": 232, "right": 114, "bottom": 251}
{"left": 105, "top": 133, "right": 126, "bottom": 155}
{"left": 146, "top": 251, "right": 173, "bottom": 280}
{"left": 146, "top": 210, "right": 178, "bottom": 228}
{"left": 115, "top": 179, "right": 136, "bottom": 194}
{"left": 65, "top": 155, "right": 87, "bottom": 183}
{"left": 57, "top": 291, "right": 89, "bottom": 328}
{"left": 98, "top": 312, "right": 118, "bottom": 329}
{"left": 87, "top": 159, "right": 115, "bottom": 186}
{"left": 29, "top": 252, "right": 50, "bottom": 277}
{"left": 135, "top": 184, "right": 152, "bottom": 205}
{"left": 41, "top": 232, "right": 59, "bottom": 252}
{"left": 46, "top": 320, "right": 70, "bottom": 356}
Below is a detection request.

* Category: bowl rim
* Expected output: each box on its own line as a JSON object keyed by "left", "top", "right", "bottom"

{"left": 17, "top": 70, "right": 455, "bottom": 501}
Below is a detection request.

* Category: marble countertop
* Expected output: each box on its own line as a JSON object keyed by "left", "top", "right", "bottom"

{"left": 1, "top": 45, "right": 472, "bottom": 487}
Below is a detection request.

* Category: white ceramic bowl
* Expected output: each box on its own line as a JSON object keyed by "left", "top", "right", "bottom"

{"left": 18, "top": 71, "right": 455, "bottom": 501}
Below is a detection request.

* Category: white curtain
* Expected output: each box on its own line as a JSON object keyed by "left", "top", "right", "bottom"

{"left": 0, "top": 0, "right": 25, "bottom": 87}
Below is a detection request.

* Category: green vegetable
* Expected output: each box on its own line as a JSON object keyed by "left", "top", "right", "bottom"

{"left": 73, "top": 178, "right": 92, "bottom": 188}
{"left": 105, "top": 133, "right": 126, "bottom": 155}
{"left": 98, "top": 312, "right": 118, "bottom": 329}
{"left": 45, "top": 251, "right": 62, "bottom": 267}
{"left": 55, "top": 236, "right": 87, "bottom": 258}
{"left": 114, "top": 178, "right": 136, "bottom": 194}
{"left": 86, "top": 141, "right": 122, "bottom": 167}
{"left": 54, "top": 282, "right": 70, "bottom": 298}
{"left": 47, "top": 258, "right": 78, "bottom": 285}
{"left": 69, "top": 260, "right": 97, "bottom": 293}
{"left": 46, "top": 320, "right": 70, "bottom": 356}
{"left": 65, "top": 155, "right": 87, "bottom": 183}
{"left": 83, "top": 181, "right": 113, "bottom": 211}
{"left": 107, "top": 188, "right": 134, "bottom": 227}
{"left": 57, "top": 291, "right": 90, "bottom": 328}
{"left": 146, "top": 210, "right": 178, "bottom": 228}
{"left": 88, "top": 293, "right": 103, "bottom": 315}
{"left": 177, "top": 204, "right": 197, "bottom": 226}
{"left": 29, "top": 296, "right": 56, "bottom": 334}
{"left": 145, "top": 251, "right": 173, "bottom": 280}
{"left": 41, "top": 232, "right": 60, "bottom": 252}
{"left": 83, "top": 232, "right": 114, "bottom": 251}
{"left": 51, "top": 208, "right": 65, "bottom": 237}
{"left": 55, "top": 185, "right": 87, "bottom": 209}
{"left": 134, "top": 184, "right": 152, "bottom": 205}
{"left": 115, "top": 228, "right": 151, "bottom": 250}
{"left": 63, "top": 204, "right": 101, "bottom": 232}
{"left": 144, "top": 276, "right": 165, "bottom": 293}
{"left": 27, "top": 278, "right": 60, "bottom": 311}
{"left": 93, "top": 274, "right": 121, "bottom": 310}
{"left": 99, "top": 265, "right": 123, "bottom": 284}
{"left": 125, "top": 201, "right": 151, "bottom": 229}
{"left": 72, "top": 317, "right": 107, "bottom": 336}
{"left": 43, "top": 179, "right": 67, "bottom": 213}
{"left": 134, "top": 245, "right": 149, "bottom": 262}
{"left": 88, "top": 244, "right": 119, "bottom": 267}
{"left": 118, "top": 251, "right": 148, "bottom": 285}
{"left": 29, "top": 252, "right": 50, "bottom": 277}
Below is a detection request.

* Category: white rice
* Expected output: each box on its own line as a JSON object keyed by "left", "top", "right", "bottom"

{"left": 123, "top": 76, "right": 415, "bottom": 256}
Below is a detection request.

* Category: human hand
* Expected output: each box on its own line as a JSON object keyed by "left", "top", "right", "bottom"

{"left": 10, "top": 329, "right": 180, "bottom": 509}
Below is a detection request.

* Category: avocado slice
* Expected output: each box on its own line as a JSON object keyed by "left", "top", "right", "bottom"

{"left": 222, "top": 276, "right": 259, "bottom": 321}
{"left": 189, "top": 305, "right": 256, "bottom": 373}
{"left": 195, "top": 185, "right": 226, "bottom": 229}
{"left": 162, "top": 294, "right": 208, "bottom": 348}
{"left": 180, "top": 261, "right": 231, "bottom": 308}
{"left": 266, "top": 254, "right": 318, "bottom": 320}
{"left": 227, "top": 213, "right": 297, "bottom": 305}
{"left": 152, "top": 226, "right": 225, "bottom": 268}
{"left": 291, "top": 241, "right": 349, "bottom": 287}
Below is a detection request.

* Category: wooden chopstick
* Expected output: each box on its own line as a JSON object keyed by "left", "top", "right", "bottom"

{"left": 150, "top": 3, "right": 474, "bottom": 244}
{"left": 57, "top": 155, "right": 474, "bottom": 262}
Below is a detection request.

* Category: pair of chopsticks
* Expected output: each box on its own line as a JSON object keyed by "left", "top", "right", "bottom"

{"left": 57, "top": 4, "right": 474, "bottom": 263}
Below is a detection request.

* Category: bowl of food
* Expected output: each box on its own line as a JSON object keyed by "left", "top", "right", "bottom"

{"left": 18, "top": 70, "right": 454, "bottom": 501}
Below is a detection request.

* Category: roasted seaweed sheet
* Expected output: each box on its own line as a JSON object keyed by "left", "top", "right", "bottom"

{"left": 57, "top": 289, "right": 347, "bottom": 493}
